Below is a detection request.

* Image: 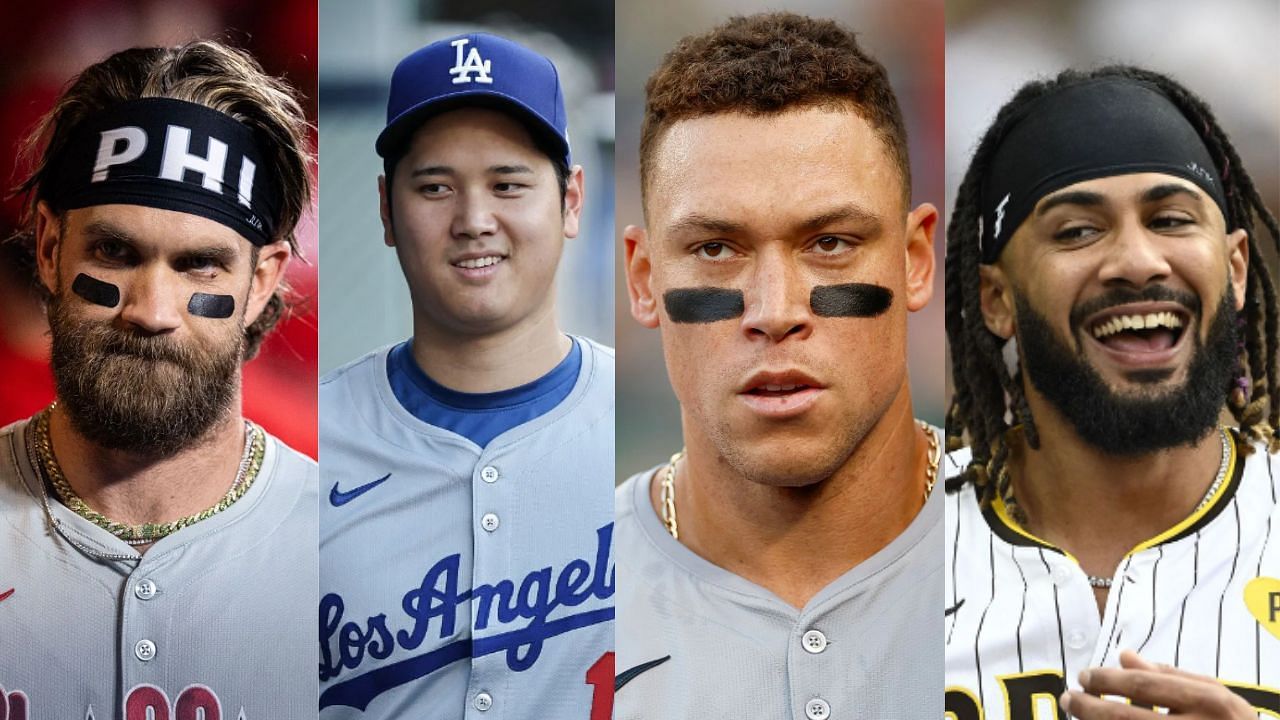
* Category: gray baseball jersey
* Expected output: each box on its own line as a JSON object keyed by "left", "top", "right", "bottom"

{"left": 944, "top": 433, "right": 1280, "bottom": 719}
{"left": 615, "top": 426, "right": 945, "bottom": 720}
{"left": 318, "top": 338, "right": 615, "bottom": 719}
{"left": 0, "top": 416, "right": 318, "bottom": 720}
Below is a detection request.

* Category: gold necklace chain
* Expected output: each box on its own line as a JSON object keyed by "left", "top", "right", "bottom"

{"left": 661, "top": 419, "right": 941, "bottom": 540}
{"left": 31, "top": 404, "right": 265, "bottom": 546}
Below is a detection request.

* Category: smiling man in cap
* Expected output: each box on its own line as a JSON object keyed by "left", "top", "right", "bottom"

{"left": 318, "top": 32, "right": 615, "bottom": 719}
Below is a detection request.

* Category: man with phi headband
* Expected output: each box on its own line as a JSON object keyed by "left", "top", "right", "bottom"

{"left": 944, "top": 67, "right": 1279, "bottom": 718}
{"left": 617, "top": 13, "right": 942, "bottom": 718}
{"left": 0, "top": 41, "right": 316, "bottom": 718}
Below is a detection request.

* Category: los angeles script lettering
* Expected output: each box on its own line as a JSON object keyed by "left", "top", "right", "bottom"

{"left": 319, "top": 523, "right": 615, "bottom": 681}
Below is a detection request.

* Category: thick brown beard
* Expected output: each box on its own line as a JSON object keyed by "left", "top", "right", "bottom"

{"left": 47, "top": 292, "right": 244, "bottom": 457}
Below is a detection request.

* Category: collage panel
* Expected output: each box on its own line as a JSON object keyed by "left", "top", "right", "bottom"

{"left": 614, "top": 0, "right": 946, "bottom": 717}
{"left": 0, "top": 1, "right": 1275, "bottom": 718}
{"left": 316, "top": 0, "right": 616, "bottom": 718}
{"left": 943, "top": 0, "right": 1280, "bottom": 717}
{"left": 0, "top": 2, "right": 319, "bottom": 718}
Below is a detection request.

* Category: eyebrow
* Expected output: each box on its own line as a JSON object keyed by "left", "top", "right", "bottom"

{"left": 797, "top": 204, "right": 883, "bottom": 234}
{"left": 1035, "top": 182, "right": 1207, "bottom": 218}
{"left": 1035, "top": 190, "right": 1106, "bottom": 216}
{"left": 181, "top": 245, "right": 239, "bottom": 266}
{"left": 664, "top": 204, "right": 884, "bottom": 240}
{"left": 408, "top": 164, "right": 535, "bottom": 178}
{"left": 83, "top": 220, "right": 238, "bottom": 260}
{"left": 664, "top": 213, "right": 745, "bottom": 237}
{"left": 82, "top": 220, "right": 137, "bottom": 244}
{"left": 1139, "top": 183, "right": 1203, "bottom": 205}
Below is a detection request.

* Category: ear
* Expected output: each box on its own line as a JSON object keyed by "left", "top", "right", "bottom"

{"left": 243, "top": 240, "right": 291, "bottom": 327}
{"left": 979, "top": 263, "right": 1016, "bottom": 340}
{"left": 378, "top": 175, "right": 396, "bottom": 248}
{"left": 624, "top": 224, "right": 659, "bottom": 329}
{"left": 903, "top": 202, "right": 937, "bottom": 312}
{"left": 34, "top": 201, "right": 63, "bottom": 294}
{"left": 562, "top": 165, "right": 585, "bottom": 239}
{"left": 1225, "top": 228, "right": 1249, "bottom": 311}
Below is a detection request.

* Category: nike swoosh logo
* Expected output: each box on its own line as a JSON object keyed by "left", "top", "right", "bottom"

{"left": 945, "top": 599, "right": 965, "bottom": 617}
{"left": 0, "top": 588, "right": 13, "bottom": 602}
{"left": 330, "top": 473, "right": 392, "bottom": 507}
{"left": 615, "top": 655, "right": 671, "bottom": 692}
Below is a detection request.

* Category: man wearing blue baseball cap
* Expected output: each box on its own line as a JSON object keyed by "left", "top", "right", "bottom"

{"left": 318, "top": 32, "right": 616, "bottom": 719}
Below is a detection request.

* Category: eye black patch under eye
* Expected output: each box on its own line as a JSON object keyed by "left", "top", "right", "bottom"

{"left": 810, "top": 283, "right": 893, "bottom": 318}
{"left": 71, "top": 273, "right": 120, "bottom": 308}
{"left": 187, "top": 293, "right": 235, "bottom": 319}
{"left": 663, "top": 287, "right": 745, "bottom": 323}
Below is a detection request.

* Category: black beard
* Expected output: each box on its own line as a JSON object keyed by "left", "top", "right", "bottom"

{"left": 48, "top": 293, "right": 243, "bottom": 457}
{"left": 1015, "top": 285, "right": 1238, "bottom": 456}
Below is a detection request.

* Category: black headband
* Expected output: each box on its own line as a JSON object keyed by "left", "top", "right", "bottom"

{"left": 979, "top": 77, "right": 1229, "bottom": 264}
{"left": 43, "top": 98, "right": 281, "bottom": 246}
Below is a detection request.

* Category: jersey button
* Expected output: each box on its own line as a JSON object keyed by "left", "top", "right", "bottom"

{"left": 1065, "top": 629, "right": 1089, "bottom": 650}
{"left": 804, "top": 697, "right": 831, "bottom": 719}
{"left": 134, "top": 639, "right": 157, "bottom": 662}
{"left": 480, "top": 466, "right": 499, "bottom": 483}
{"left": 473, "top": 691, "right": 493, "bottom": 711}
{"left": 1051, "top": 565, "right": 1073, "bottom": 587}
{"left": 481, "top": 513, "right": 500, "bottom": 532}
{"left": 801, "top": 629, "right": 828, "bottom": 654}
{"left": 134, "top": 579, "right": 158, "bottom": 600}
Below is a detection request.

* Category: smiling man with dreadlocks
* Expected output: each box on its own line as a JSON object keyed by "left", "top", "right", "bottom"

{"left": 943, "top": 66, "right": 1280, "bottom": 720}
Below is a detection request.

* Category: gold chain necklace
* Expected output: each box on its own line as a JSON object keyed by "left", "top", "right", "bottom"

{"left": 661, "top": 419, "right": 942, "bottom": 540}
{"left": 31, "top": 404, "right": 265, "bottom": 546}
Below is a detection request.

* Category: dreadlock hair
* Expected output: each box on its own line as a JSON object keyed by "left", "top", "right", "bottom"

{"left": 945, "top": 65, "right": 1280, "bottom": 508}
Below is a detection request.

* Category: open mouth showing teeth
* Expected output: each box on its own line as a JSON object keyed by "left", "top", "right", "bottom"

{"left": 1089, "top": 311, "right": 1187, "bottom": 352}
{"left": 453, "top": 255, "right": 506, "bottom": 269}
{"left": 748, "top": 383, "right": 809, "bottom": 396}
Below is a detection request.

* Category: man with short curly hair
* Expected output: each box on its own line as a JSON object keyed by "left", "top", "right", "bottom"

{"left": 617, "top": 12, "right": 942, "bottom": 717}
{"left": 0, "top": 40, "right": 316, "bottom": 718}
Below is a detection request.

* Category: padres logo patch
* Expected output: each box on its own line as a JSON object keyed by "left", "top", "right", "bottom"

{"left": 1244, "top": 576, "right": 1280, "bottom": 641}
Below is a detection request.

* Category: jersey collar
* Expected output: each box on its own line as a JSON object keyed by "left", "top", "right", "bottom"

{"left": 981, "top": 428, "right": 1244, "bottom": 560}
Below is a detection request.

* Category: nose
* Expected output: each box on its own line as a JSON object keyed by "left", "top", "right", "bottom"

{"left": 117, "top": 266, "right": 183, "bottom": 334}
{"left": 450, "top": 189, "right": 499, "bottom": 239}
{"left": 740, "top": 254, "right": 812, "bottom": 343}
{"left": 1097, "top": 218, "right": 1173, "bottom": 288}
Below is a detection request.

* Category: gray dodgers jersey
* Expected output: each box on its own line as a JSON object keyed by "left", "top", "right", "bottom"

{"left": 615, "top": 429, "right": 945, "bottom": 720}
{"left": 0, "top": 417, "right": 318, "bottom": 720}
{"left": 318, "top": 338, "right": 615, "bottom": 719}
{"left": 944, "top": 435, "right": 1280, "bottom": 719}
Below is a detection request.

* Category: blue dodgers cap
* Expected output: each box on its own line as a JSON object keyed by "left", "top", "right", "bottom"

{"left": 376, "top": 32, "right": 570, "bottom": 167}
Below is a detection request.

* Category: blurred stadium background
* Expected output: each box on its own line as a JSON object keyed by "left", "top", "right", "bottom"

{"left": 0, "top": 0, "right": 318, "bottom": 458}
{"left": 615, "top": 0, "right": 947, "bottom": 481}
{"left": 316, "top": 0, "right": 615, "bottom": 376}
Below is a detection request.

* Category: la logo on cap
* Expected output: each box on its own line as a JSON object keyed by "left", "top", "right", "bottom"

{"left": 449, "top": 38, "right": 493, "bottom": 85}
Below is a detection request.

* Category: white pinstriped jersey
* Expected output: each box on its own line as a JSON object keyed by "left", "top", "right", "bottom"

{"left": 943, "top": 432, "right": 1280, "bottom": 719}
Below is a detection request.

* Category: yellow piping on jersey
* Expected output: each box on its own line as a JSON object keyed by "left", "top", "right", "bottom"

{"left": 1126, "top": 427, "right": 1237, "bottom": 555}
{"left": 990, "top": 493, "right": 1080, "bottom": 562}
{"left": 988, "top": 428, "right": 1238, "bottom": 563}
